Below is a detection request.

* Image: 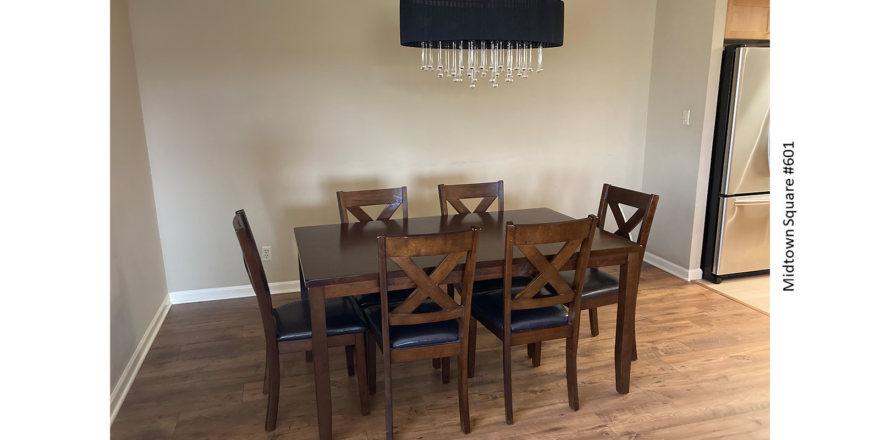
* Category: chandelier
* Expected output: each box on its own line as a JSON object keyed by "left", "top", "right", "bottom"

{"left": 400, "top": 0, "right": 565, "bottom": 89}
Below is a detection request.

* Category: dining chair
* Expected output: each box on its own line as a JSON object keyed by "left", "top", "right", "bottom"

{"left": 336, "top": 186, "right": 445, "bottom": 383}
{"left": 233, "top": 209, "right": 371, "bottom": 431}
{"left": 337, "top": 187, "right": 415, "bottom": 308}
{"left": 365, "top": 227, "right": 481, "bottom": 439}
{"left": 300, "top": 186, "right": 409, "bottom": 305}
{"left": 338, "top": 186, "right": 408, "bottom": 223}
{"left": 466, "top": 217, "right": 598, "bottom": 425}
{"left": 438, "top": 180, "right": 504, "bottom": 216}
{"left": 437, "top": 180, "right": 525, "bottom": 369}
{"left": 437, "top": 181, "right": 510, "bottom": 294}
{"left": 531, "top": 184, "right": 659, "bottom": 366}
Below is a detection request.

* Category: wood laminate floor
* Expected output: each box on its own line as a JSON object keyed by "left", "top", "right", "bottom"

{"left": 112, "top": 265, "right": 770, "bottom": 440}
{"left": 695, "top": 275, "right": 770, "bottom": 315}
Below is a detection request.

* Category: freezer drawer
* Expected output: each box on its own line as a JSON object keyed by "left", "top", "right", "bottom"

{"left": 713, "top": 195, "right": 770, "bottom": 275}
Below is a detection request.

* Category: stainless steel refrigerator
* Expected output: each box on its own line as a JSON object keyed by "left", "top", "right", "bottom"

{"left": 701, "top": 45, "right": 770, "bottom": 283}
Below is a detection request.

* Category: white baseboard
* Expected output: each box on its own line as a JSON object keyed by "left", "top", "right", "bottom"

{"left": 169, "top": 280, "right": 300, "bottom": 304}
{"left": 110, "top": 293, "right": 172, "bottom": 425}
{"left": 643, "top": 252, "right": 702, "bottom": 281}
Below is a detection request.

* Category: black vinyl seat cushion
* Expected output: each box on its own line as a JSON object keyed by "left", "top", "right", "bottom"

{"left": 272, "top": 297, "right": 367, "bottom": 342}
{"left": 549, "top": 268, "right": 620, "bottom": 300}
{"left": 453, "top": 276, "right": 534, "bottom": 296}
{"left": 470, "top": 285, "right": 570, "bottom": 333}
{"left": 363, "top": 300, "right": 460, "bottom": 350}
{"left": 355, "top": 288, "right": 416, "bottom": 308}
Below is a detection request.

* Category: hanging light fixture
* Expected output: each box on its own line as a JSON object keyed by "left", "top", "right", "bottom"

{"left": 400, "top": 0, "right": 564, "bottom": 89}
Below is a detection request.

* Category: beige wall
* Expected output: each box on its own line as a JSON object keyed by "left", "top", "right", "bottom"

{"left": 111, "top": 0, "right": 169, "bottom": 389}
{"left": 641, "top": 0, "right": 727, "bottom": 273}
{"left": 127, "top": 0, "right": 658, "bottom": 292}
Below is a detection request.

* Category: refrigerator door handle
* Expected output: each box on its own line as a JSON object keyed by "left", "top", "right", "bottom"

{"left": 734, "top": 196, "right": 770, "bottom": 206}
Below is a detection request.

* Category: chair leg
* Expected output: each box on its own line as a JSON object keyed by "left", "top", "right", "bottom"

{"left": 305, "top": 350, "right": 313, "bottom": 363}
{"left": 366, "top": 332, "right": 377, "bottom": 395}
{"left": 265, "top": 350, "right": 281, "bottom": 431}
{"left": 632, "top": 337, "right": 638, "bottom": 361}
{"left": 588, "top": 308, "right": 599, "bottom": 337}
{"left": 532, "top": 342, "right": 541, "bottom": 367}
{"left": 457, "top": 352, "right": 471, "bottom": 433}
{"left": 354, "top": 333, "right": 371, "bottom": 416}
{"left": 262, "top": 350, "right": 269, "bottom": 395}
{"left": 444, "top": 284, "right": 455, "bottom": 383}
{"left": 527, "top": 343, "right": 534, "bottom": 358}
{"left": 439, "top": 289, "right": 455, "bottom": 374}
{"left": 502, "top": 338, "right": 513, "bottom": 425}
{"left": 467, "top": 317, "right": 477, "bottom": 378}
{"left": 345, "top": 345, "right": 356, "bottom": 377}
{"left": 565, "top": 335, "right": 580, "bottom": 412}
{"left": 383, "top": 347, "right": 394, "bottom": 440}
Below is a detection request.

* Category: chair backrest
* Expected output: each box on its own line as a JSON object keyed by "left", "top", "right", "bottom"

{"left": 503, "top": 217, "right": 598, "bottom": 323}
{"left": 233, "top": 209, "right": 277, "bottom": 347}
{"left": 377, "top": 228, "right": 481, "bottom": 344}
{"left": 597, "top": 184, "right": 659, "bottom": 248}
{"left": 438, "top": 181, "right": 504, "bottom": 215}
{"left": 337, "top": 187, "right": 408, "bottom": 223}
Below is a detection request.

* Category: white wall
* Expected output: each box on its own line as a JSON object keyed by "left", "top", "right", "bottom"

{"left": 127, "top": 0, "right": 659, "bottom": 293}
{"left": 641, "top": 0, "right": 727, "bottom": 276}
{"left": 110, "top": 0, "right": 169, "bottom": 390}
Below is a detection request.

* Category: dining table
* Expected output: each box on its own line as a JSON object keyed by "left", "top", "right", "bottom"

{"left": 294, "top": 207, "right": 644, "bottom": 440}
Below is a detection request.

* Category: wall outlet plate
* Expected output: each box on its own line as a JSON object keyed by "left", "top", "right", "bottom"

{"left": 682, "top": 109, "right": 691, "bottom": 125}
{"left": 261, "top": 246, "right": 271, "bottom": 261}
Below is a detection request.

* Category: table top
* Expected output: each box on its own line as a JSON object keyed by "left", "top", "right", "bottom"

{"left": 295, "top": 208, "right": 642, "bottom": 288}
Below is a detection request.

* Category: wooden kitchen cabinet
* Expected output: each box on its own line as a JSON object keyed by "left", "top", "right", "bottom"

{"left": 725, "top": 0, "right": 770, "bottom": 40}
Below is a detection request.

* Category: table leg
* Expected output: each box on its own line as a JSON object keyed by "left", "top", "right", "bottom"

{"left": 299, "top": 256, "right": 313, "bottom": 362}
{"left": 298, "top": 253, "right": 308, "bottom": 301}
{"left": 614, "top": 251, "right": 641, "bottom": 394}
{"left": 308, "top": 286, "right": 332, "bottom": 440}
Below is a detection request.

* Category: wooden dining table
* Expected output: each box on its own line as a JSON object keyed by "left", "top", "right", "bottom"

{"left": 294, "top": 208, "right": 644, "bottom": 440}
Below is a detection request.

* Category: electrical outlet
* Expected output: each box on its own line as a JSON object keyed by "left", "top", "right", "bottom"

{"left": 682, "top": 110, "right": 690, "bottom": 125}
{"left": 261, "top": 246, "right": 272, "bottom": 261}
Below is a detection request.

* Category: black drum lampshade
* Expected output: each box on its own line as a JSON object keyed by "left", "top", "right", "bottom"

{"left": 399, "top": 0, "right": 565, "bottom": 88}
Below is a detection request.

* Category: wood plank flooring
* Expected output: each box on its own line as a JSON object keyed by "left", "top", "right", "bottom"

{"left": 695, "top": 275, "right": 770, "bottom": 315}
{"left": 112, "top": 265, "right": 769, "bottom": 440}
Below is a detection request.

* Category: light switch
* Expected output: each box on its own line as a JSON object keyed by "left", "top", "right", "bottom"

{"left": 682, "top": 110, "right": 690, "bottom": 125}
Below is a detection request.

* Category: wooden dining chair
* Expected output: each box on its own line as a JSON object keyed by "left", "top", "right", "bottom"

{"left": 233, "top": 209, "right": 371, "bottom": 431}
{"left": 438, "top": 180, "right": 503, "bottom": 215}
{"left": 531, "top": 184, "right": 659, "bottom": 365}
{"left": 338, "top": 186, "right": 408, "bottom": 223}
{"left": 336, "top": 186, "right": 448, "bottom": 378}
{"left": 437, "top": 180, "right": 517, "bottom": 370}
{"left": 437, "top": 180, "right": 512, "bottom": 290}
{"left": 365, "top": 228, "right": 481, "bottom": 439}
{"left": 467, "top": 217, "right": 598, "bottom": 425}
{"left": 336, "top": 186, "right": 416, "bottom": 308}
